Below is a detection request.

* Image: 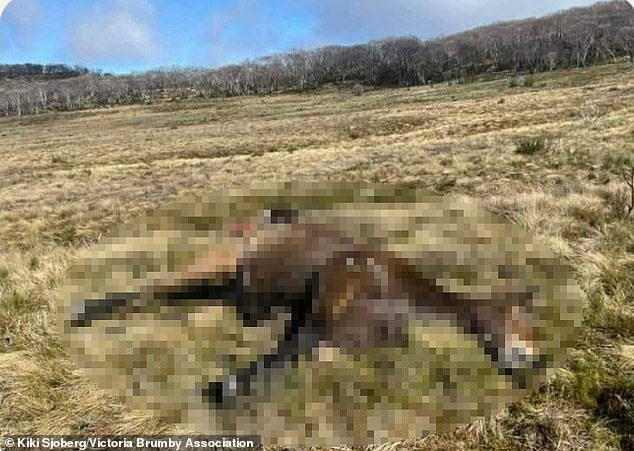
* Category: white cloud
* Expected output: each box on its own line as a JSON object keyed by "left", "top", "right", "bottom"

{"left": 67, "top": 0, "right": 160, "bottom": 64}
{"left": 0, "top": 0, "right": 42, "bottom": 50}
{"left": 206, "top": 0, "right": 288, "bottom": 66}
{"left": 0, "top": 0, "right": 12, "bottom": 21}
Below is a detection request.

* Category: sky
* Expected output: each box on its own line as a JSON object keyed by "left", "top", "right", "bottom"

{"left": 0, "top": 0, "right": 611, "bottom": 74}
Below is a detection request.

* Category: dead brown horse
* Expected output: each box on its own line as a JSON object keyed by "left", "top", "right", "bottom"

{"left": 71, "top": 209, "right": 543, "bottom": 408}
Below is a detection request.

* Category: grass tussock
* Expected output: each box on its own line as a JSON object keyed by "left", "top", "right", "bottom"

{"left": 514, "top": 136, "right": 551, "bottom": 156}
{"left": 1, "top": 60, "right": 634, "bottom": 448}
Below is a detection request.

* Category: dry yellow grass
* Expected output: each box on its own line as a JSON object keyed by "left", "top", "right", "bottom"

{"left": 1, "top": 61, "right": 634, "bottom": 449}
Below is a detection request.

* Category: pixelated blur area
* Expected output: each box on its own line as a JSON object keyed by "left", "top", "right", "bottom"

{"left": 57, "top": 182, "right": 583, "bottom": 446}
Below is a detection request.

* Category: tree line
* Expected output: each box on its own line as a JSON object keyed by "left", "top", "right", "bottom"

{"left": 0, "top": 63, "right": 91, "bottom": 80}
{"left": 0, "top": 0, "right": 632, "bottom": 118}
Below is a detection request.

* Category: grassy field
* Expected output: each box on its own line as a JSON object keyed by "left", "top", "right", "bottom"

{"left": 1, "top": 61, "right": 634, "bottom": 449}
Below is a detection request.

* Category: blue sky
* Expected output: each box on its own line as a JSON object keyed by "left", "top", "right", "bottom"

{"left": 0, "top": 0, "right": 602, "bottom": 74}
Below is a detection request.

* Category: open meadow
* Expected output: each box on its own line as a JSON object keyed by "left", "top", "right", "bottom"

{"left": 1, "top": 61, "right": 634, "bottom": 449}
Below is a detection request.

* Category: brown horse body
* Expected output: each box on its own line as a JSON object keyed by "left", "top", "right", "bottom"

{"left": 72, "top": 209, "right": 542, "bottom": 406}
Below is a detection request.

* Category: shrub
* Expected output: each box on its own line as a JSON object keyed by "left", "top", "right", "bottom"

{"left": 602, "top": 151, "right": 634, "bottom": 217}
{"left": 51, "top": 154, "right": 71, "bottom": 167}
{"left": 515, "top": 136, "right": 547, "bottom": 155}
{"left": 579, "top": 103, "right": 603, "bottom": 125}
{"left": 523, "top": 75, "right": 535, "bottom": 87}
{"left": 348, "top": 126, "right": 362, "bottom": 139}
{"left": 595, "top": 375, "right": 634, "bottom": 451}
